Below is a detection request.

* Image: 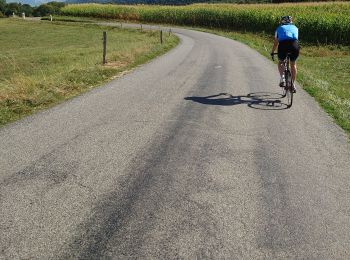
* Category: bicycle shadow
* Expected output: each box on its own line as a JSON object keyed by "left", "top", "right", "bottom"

{"left": 184, "top": 92, "right": 290, "bottom": 110}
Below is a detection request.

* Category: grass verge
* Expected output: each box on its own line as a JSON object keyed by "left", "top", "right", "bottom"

{"left": 195, "top": 28, "right": 350, "bottom": 137}
{"left": 40, "top": 15, "right": 98, "bottom": 23}
{"left": 0, "top": 19, "right": 179, "bottom": 126}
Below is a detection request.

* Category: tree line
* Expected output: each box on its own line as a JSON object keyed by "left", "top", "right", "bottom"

{"left": 0, "top": 0, "right": 65, "bottom": 17}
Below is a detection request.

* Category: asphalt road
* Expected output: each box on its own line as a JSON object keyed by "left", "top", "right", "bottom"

{"left": 1, "top": 27, "right": 349, "bottom": 259}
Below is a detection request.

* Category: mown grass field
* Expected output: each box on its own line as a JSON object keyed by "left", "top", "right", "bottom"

{"left": 0, "top": 19, "right": 178, "bottom": 126}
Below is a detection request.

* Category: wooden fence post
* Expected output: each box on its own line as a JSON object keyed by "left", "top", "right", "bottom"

{"left": 160, "top": 30, "right": 163, "bottom": 44}
{"left": 103, "top": 31, "right": 107, "bottom": 65}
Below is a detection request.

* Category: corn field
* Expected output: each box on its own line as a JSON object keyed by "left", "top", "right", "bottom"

{"left": 61, "top": 2, "right": 350, "bottom": 45}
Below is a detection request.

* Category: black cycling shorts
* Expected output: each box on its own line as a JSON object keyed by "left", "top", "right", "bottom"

{"left": 278, "top": 40, "right": 300, "bottom": 62}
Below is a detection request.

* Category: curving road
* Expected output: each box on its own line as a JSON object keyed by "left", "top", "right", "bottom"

{"left": 1, "top": 27, "right": 349, "bottom": 259}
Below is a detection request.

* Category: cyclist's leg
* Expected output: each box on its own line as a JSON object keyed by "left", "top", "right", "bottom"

{"left": 290, "top": 62, "right": 297, "bottom": 82}
{"left": 278, "top": 61, "right": 285, "bottom": 77}
{"left": 290, "top": 41, "right": 300, "bottom": 83}
{"left": 277, "top": 42, "right": 287, "bottom": 84}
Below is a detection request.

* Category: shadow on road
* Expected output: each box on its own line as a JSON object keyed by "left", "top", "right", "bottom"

{"left": 184, "top": 92, "right": 290, "bottom": 110}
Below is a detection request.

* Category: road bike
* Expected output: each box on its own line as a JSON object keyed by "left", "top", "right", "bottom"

{"left": 271, "top": 53, "right": 294, "bottom": 108}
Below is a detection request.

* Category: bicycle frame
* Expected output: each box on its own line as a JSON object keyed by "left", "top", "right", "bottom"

{"left": 283, "top": 54, "right": 292, "bottom": 83}
{"left": 272, "top": 53, "right": 294, "bottom": 107}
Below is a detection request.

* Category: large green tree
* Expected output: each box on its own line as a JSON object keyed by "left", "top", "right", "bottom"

{"left": 4, "top": 2, "right": 20, "bottom": 16}
{"left": 33, "top": 2, "right": 65, "bottom": 17}
{"left": 20, "top": 4, "right": 33, "bottom": 16}
{"left": 33, "top": 4, "right": 54, "bottom": 16}
{"left": 0, "top": 0, "right": 6, "bottom": 16}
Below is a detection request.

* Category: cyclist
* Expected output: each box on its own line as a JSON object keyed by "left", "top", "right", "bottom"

{"left": 271, "top": 16, "right": 300, "bottom": 92}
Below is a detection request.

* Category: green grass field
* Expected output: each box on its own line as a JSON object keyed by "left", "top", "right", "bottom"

{"left": 0, "top": 19, "right": 178, "bottom": 126}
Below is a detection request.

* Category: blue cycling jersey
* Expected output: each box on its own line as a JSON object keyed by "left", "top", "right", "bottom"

{"left": 275, "top": 24, "right": 298, "bottom": 42}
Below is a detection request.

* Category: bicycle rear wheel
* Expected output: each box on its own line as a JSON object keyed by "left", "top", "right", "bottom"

{"left": 281, "top": 83, "right": 287, "bottom": 98}
{"left": 285, "top": 70, "right": 293, "bottom": 107}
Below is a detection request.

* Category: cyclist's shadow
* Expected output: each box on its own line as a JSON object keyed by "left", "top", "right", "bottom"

{"left": 184, "top": 92, "right": 289, "bottom": 110}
